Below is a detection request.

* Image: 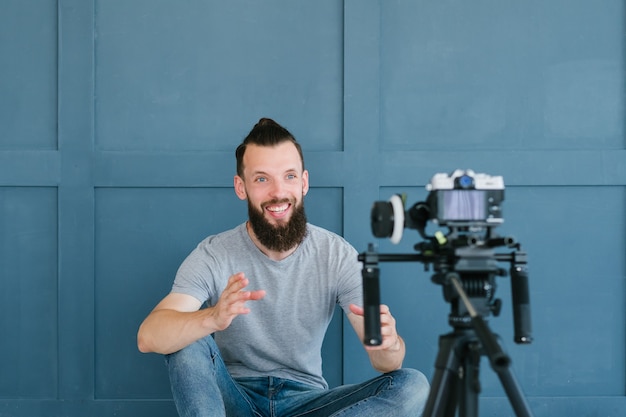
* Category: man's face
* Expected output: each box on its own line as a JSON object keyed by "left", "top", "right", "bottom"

{"left": 234, "top": 142, "right": 309, "bottom": 251}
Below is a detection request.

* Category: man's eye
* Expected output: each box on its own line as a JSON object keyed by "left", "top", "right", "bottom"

{"left": 286, "top": 174, "right": 296, "bottom": 180}
{"left": 256, "top": 177, "right": 267, "bottom": 183}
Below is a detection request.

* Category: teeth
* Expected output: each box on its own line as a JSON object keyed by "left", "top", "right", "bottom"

{"left": 267, "top": 204, "right": 288, "bottom": 213}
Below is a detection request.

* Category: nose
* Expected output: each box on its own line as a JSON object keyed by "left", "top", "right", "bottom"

{"left": 268, "top": 179, "right": 287, "bottom": 199}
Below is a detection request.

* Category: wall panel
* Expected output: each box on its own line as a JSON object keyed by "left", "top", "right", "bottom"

{"left": 0, "top": 0, "right": 58, "bottom": 150}
{"left": 0, "top": 0, "right": 624, "bottom": 415}
{"left": 0, "top": 187, "right": 58, "bottom": 398}
{"left": 95, "top": 0, "right": 345, "bottom": 152}
{"left": 380, "top": 0, "right": 624, "bottom": 151}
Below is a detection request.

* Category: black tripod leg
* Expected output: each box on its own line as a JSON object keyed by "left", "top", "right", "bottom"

{"left": 494, "top": 366, "right": 534, "bottom": 417}
{"left": 471, "top": 316, "right": 534, "bottom": 417}
{"left": 423, "top": 334, "right": 461, "bottom": 417}
{"left": 458, "top": 342, "right": 481, "bottom": 417}
{"left": 449, "top": 276, "right": 535, "bottom": 417}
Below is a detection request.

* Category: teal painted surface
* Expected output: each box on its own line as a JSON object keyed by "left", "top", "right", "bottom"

{"left": 0, "top": 0, "right": 624, "bottom": 415}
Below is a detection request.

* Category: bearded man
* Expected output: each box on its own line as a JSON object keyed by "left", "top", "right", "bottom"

{"left": 137, "top": 118, "right": 429, "bottom": 417}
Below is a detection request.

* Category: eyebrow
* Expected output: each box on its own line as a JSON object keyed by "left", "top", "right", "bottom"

{"left": 250, "top": 167, "right": 300, "bottom": 176}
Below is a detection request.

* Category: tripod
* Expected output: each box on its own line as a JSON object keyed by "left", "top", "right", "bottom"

{"left": 422, "top": 275, "right": 534, "bottom": 417}
{"left": 358, "top": 239, "right": 534, "bottom": 416}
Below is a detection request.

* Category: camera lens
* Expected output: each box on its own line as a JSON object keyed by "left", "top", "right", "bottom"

{"left": 371, "top": 201, "right": 395, "bottom": 238}
{"left": 456, "top": 174, "right": 474, "bottom": 189}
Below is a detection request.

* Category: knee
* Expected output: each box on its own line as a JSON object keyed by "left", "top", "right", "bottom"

{"left": 391, "top": 368, "right": 430, "bottom": 414}
{"left": 165, "top": 336, "right": 218, "bottom": 372}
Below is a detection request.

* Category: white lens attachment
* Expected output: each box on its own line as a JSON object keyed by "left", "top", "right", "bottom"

{"left": 389, "top": 194, "right": 405, "bottom": 244}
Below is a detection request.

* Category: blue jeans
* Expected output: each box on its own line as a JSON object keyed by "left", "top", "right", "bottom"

{"left": 165, "top": 336, "right": 429, "bottom": 417}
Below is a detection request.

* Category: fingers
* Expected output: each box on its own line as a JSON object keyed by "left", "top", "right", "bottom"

{"left": 349, "top": 303, "right": 364, "bottom": 316}
{"left": 350, "top": 303, "right": 391, "bottom": 317}
{"left": 377, "top": 305, "right": 395, "bottom": 343}
{"left": 212, "top": 273, "right": 265, "bottom": 331}
{"left": 359, "top": 304, "right": 399, "bottom": 351}
{"left": 225, "top": 273, "right": 265, "bottom": 309}
{"left": 226, "top": 272, "right": 250, "bottom": 294}
{"left": 222, "top": 274, "right": 250, "bottom": 311}
{"left": 379, "top": 304, "right": 390, "bottom": 315}
{"left": 248, "top": 289, "right": 266, "bottom": 300}
{"left": 224, "top": 273, "right": 264, "bottom": 300}
{"left": 350, "top": 303, "right": 390, "bottom": 319}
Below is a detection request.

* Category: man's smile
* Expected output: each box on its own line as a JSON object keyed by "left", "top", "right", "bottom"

{"left": 264, "top": 201, "right": 292, "bottom": 218}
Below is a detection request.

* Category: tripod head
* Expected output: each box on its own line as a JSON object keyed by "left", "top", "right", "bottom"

{"left": 358, "top": 170, "right": 532, "bottom": 346}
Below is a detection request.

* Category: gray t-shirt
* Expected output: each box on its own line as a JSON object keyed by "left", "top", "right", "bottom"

{"left": 171, "top": 223, "right": 363, "bottom": 389}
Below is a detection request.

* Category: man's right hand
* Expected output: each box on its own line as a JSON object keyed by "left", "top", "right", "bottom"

{"left": 209, "top": 272, "right": 266, "bottom": 331}
{"left": 137, "top": 272, "right": 265, "bottom": 355}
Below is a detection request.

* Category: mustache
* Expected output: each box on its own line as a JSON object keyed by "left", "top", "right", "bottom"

{"left": 261, "top": 198, "right": 293, "bottom": 208}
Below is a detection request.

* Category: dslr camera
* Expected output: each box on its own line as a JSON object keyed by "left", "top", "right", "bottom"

{"left": 371, "top": 169, "right": 505, "bottom": 244}
{"left": 360, "top": 169, "right": 531, "bottom": 346}
{"left": 361, "top": 169, "right": 535, "bottom": 416}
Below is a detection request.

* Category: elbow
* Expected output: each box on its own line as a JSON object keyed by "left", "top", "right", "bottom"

{"left": 137, "top": 338, "right": 150, "bottom": 354}
{"left": 136, "top": 326, "right": 153, "bottom": 353}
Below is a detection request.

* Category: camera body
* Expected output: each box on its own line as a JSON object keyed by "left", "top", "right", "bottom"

{"left": 426, "top": 169, "right": 504, "bottom": 228}
{"left": 371, "top": 169, "right": 505, "bottom": 243}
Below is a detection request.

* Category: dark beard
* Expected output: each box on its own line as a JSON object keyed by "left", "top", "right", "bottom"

{"left": 248, "top": 199, "right": 308, "bottom": 252}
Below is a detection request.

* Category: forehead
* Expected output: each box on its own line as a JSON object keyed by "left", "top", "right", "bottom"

{"left": 243, "top": 142, "right": 303, "bottom": 174}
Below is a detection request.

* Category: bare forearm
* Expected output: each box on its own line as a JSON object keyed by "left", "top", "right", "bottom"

{"left": 137, "top": 308, "right": 217, "bottom": 355}
{"left": 347, "top": 306, "right": 406, "bottom": 373}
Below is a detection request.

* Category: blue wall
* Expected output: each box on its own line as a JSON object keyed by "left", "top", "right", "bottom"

{"left": 1, "top": 0, "right": 624, "bottom": 416}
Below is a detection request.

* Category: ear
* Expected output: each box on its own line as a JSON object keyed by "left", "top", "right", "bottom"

{"left": 302, "top": 170, "right": 310, "bottom": 196}
{"left": 234, "top": 175, "right": 247, "bottom": 200}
